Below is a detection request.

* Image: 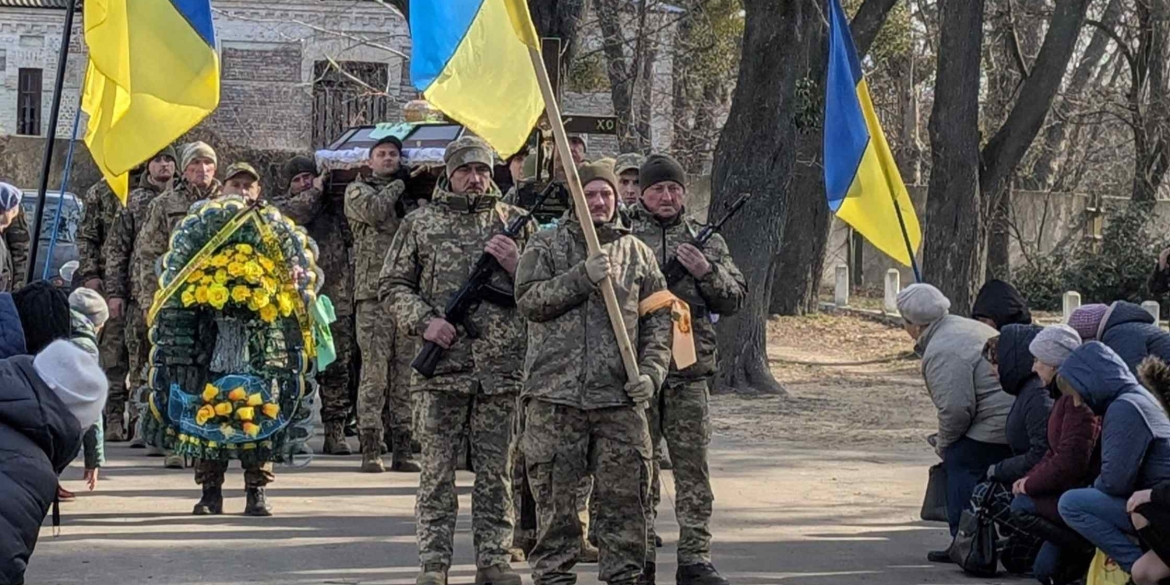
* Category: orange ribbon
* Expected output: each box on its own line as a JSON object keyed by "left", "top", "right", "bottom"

{"left": 638, "top": 290, "right": 697, "bottom": 369}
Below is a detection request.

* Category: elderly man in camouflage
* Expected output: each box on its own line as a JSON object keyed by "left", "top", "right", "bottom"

{"left": 629, "top": 154, "right": 745, "bottom": 585}
{"left": 515, "top": 161, "right": 673, "bottom": 585}
{"left": 91, "top": 146, "right": 177, "bottom": 443}
{"left": 381, "top": 136, "right": 531, "bottom": 585}
{"left": 345, "top": 135, "right": 422, "bottom": 473}
{"left": 129, "top": 141, "right": 221, "bottom": 470}
{"left": 271, "top": 156, "right": 356, "bottom": 455}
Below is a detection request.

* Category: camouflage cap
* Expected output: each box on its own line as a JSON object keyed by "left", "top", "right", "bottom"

{"left": 614, "top": 153, "right": 645, "bottom": 175}
{"left": 224, "top": 162, "right": 260, "bottom": 182}
{"left": 444, "top": 136, "right": 494, "bottom": 177}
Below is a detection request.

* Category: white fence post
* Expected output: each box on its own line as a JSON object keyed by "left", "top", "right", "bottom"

{"left": 883, "top": 269, "right": 900, "bottom": 314}
{"left": 1062, "top": 291, "right": 1081, "bottom": 323}
{"left": 834, "top": 264, "right": 849, "bottom": 307}
{"left": 1143, "top": 301, "right": 1161, "bottom": 323}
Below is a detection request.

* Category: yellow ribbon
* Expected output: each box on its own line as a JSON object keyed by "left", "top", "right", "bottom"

{"left": 638, "top": 290, "right": 697, "bottom": 370}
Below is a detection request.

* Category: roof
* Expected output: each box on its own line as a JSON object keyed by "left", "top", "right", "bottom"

{"left": 0, "top": 0, "right": 76, "bottom": 8}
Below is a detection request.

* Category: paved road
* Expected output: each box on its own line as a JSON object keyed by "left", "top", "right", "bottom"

{"left": 27, "top": 437, "right": 1021, "bottom": 585}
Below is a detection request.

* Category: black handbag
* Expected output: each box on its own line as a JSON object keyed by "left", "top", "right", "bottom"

{"left": 920, "top": 464, "right": 948, "bottom": 522}
{"left": 949, "top": 488, "right": 999, "bottom": 577}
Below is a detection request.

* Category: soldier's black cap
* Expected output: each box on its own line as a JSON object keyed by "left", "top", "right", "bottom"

{"left": 372, "top": 135, "right": 403, "bottom": 154}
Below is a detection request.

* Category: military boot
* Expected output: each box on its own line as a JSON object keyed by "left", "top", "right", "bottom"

{"left": 192, "top": 485, "right": 223, "bottom": 515}
{"left": 578, "top": 535, "right": 599, "bottom": 563}
{"left": 676, "top": 562, "right": 729, "bottom": 585}
{"left": 636, "top": 562, "right": 656, "bottom": 585}
{"left": 106, "top": 416, "right": 127, "bottom": 442}
{"left": 417, "top": 563, "right": 448, "bottom": 585}
{"left": 244, "top": 487, "right": 273, "bottom": 517}
{"left": 474, "top": 564, "right": 521, "bottom": 585}
{"left": 128, "top": 413, "right": 145, "bottom": 448}
{"left": 322, "top": 421, "right": 352, "bottom": 455}
{"left": 390, "top": 428, "right": 421, "bottom": 472}
{"left": 360, "top": 430, "right": 385, "bottom": 473}
{"left": 164, "top": 451, "right": 185, "bottom": 469}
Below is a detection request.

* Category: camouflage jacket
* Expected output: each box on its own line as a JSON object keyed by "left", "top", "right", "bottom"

{"left": 271, "top": 186, "right": 355, "bottom": 316}
{"left": 346, "top": 172, "right": 420, "bottom": 303}
{"left": 629, "top": 203, "right": 747, "bottom": 382}
{"left": 77, "top": 181, "right": 120, "bottom": 285}
{"left": 131, "top": 179, "right": 221, "bottom": 309}
{"left": 515, "top": 212, "right": 673, "bottom": 410}
{"left": 105, "top": 175, "right": 170, "bottom": 301}
{"left": 379, "top": 183, "right": 532, "bottom": 395}
{"left": 4, "top": 207, "right": 29, "bottom": 288}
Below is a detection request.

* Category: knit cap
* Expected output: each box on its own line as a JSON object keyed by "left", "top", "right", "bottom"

{"left": 1069, "top": 304, "right": 1109, "bottom": 341}
{"left": 444, "top": 136, "right": 493, "bottom": 178}
{"left": 154, "top": 144, "right": 179, "bottom": 164}
{"left": 282, "top": 156, "right": 318, "bottom": 182}
{"left": 640, "top": 154, "right": 686, "bottom": 193}
{"left": 33, "top": 340, "right": 108, "bottom": 430}
{"left": 181, "top": 141, "right": 217, "bottom": 171}
{"left": 0, "top": 182, "right": 22, "bottom": 212}
{"left": 69, "top": 288, "right": 108, "bottom": 329}
{"left": 1029, "top": 324, "right": 1081, "bottom": 367}
{"left": 896, "top": 283, "right": 952, "bottom": 326}
{"left": 579, "top": 161, "right": 619, "bottom": 193}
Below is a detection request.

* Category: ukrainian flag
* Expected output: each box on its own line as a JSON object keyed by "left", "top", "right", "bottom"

{"left": 824, "top": 0, "right": 921, "bottom": 267}
{"left": 409, "top": 0, "right": 544, "bottom": 157}
{"left": 82, "top": 0, "right": 221, "bottom": 202}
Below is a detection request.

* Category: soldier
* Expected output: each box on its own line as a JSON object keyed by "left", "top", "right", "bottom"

{"left": 381, "top": 136, "right": 530, "bottom": 585}
{"left": 613, "top": 154, "right": 644, "bottom": 209}
{"left": 220, "top": 162, "right": 262, "bottom": 201}
{"left": 628, "top": 154, "right": 745, "bottom": 585}
{"left": 271, "top": 156, "right": 355, "bottom": 455}
{"left": 130, "top": 141, "right": 221, "bottom": 469}
{"left": 87, "top": 147, "right": 177, "bottom": 442}
{"left": 0, "top": 183, "right": 24, "bottom": 292}
{"left": 515, "top": 161, "right": 674, "bottom": 585}
{"left": 345, "top": 135, "right": 422, "bottom": 473}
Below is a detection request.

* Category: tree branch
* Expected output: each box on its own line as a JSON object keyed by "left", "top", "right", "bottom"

{"left": 1084, "top": 18, "right": 1136, "bottom": 71}
{"left": 851, "top": 0, "right": 900, "bottom": 56}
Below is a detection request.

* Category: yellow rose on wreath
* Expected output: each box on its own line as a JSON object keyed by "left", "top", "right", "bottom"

{"left": 258, "top": 256, "right": 276, "bottom": 273}
{"left": 251, "top": 290, "right": 271, "bottom": 310}
{"left": 214, "top": 402, "right": 233, "bottom": 417}
{"left": 210, "top": 253, "right": 230, "bottom": 268}
{"left": 233, "top": 253, "right": 249, "bottom": 264}
{"left": 259, "top": 303, "right": 279, "bottom": 323}
{"left": 189, "top": 269, "right": 205, "bottom": 283}
{"left": 244, "top": 261, "right": 264, "bottom": 283}
{"left": 214, "top": 269, "right": 228, "bottom": 284}
{"left": 227, "top": 387, "right": 246, "bottom": 402}
{"left": 196, "top": 404, "right": 215, "bottom": 425}
{"left": 181, "top": 287, "right": 197, "bottom": 307}
{"left": 276, "top": 291, "right": 295, "bottom": 317}
{"left": 201, "top": 384, "right": 218, "bottom": 403}
{"left": 231, "top": 285, "right": 251, "bottom": 304}
{"left": 227, "top": 261, "right": 246, "bottom": 278}
{"left": 236, "top": 406, "right": 256, "bottom": 422}
{"left": 200, "top": 275, "right": 214, "bottom": 286}
{"left": 242, "top": 422, "right": 261, "bottom": 438}
{"left": 194, "top": 285, "right": 210, "bottom": 305}
{"left": 236, "top": 243, "right": 254, "bottom": 255}
{"left": 246, "top": 393, "right": 263, "bottom": 407}
{"left": 207, "top": 284, "right": 230, "bottom": 310}
{"left": 261, "top": 403, "right": 280, "bottom": 418}
{"left": 259, "top": 275, "right": 278, "bottom": 295}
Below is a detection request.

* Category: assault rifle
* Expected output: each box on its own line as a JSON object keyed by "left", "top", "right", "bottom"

{"left": 410, "top": 183, "right": 557, "bottom": 378}
{"left": 662, "top": 192, "right": 753, "bottom": 286}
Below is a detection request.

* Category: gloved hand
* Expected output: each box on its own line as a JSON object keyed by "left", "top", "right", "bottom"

{"left": 585, "top": 250, "right": 613, "bottom": 284}
{"left": 624, "top": 374, "right": 655, "bottom": 403}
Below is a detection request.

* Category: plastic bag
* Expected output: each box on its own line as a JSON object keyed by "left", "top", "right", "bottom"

{"left": 1086, "top": 549, "right": 1130, "bottom": 585}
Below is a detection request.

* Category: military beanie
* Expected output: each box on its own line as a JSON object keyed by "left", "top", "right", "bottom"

{"left": 181, "top": 141, "right": 217, "bottom": 171}
{"left": 640, "top": 154, "right": 686, "bottom": 193}
{"left": 155, "top": 144, "right": 179, "bottom": 165}
{"left": 444, "top": 136, "right": 493, "bottom": 177}
{"left": 282, "top": 156, "right": 318, "bottom": 182}
{"left": 578, "top": 161, "right": 619, "bottom": 194}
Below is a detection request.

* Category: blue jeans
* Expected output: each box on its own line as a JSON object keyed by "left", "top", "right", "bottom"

{"left": 944, "top": 436, "right": 1013, "bottom": 535}
{"left": 1011, "top": 495, "right": 1062, "bottom": 582}
{"left": 1059, "top": 488, "right": 1142, "bottom": 571}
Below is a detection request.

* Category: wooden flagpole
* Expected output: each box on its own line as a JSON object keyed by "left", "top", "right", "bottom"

{"left": 527, "top": 47, "right": 641, "bottom": 383}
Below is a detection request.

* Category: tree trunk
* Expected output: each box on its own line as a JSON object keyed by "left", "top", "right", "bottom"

{"left": 923, "top": 0, "right": 986, "bottom": 314}
{"left": 596, "top": 0, "right": 640, "bottom": 151}
{"left": 1132, "top": 0, "right": 1170, "bottom": 203}
{"left": 711, "top": 0, "right": 817, "bottom": 395}
{"left": 986, "top": 187, "right": 1012, "bottom": 280}
{"left": 529, "top": 0, "right": 588, "bottom": 72}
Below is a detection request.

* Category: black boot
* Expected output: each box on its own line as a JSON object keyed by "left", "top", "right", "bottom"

{"left": 244, "top": 487, "right": 273, "bottom": 517}
{"left": 637, "top": 561, "right": 656, "bottom": 585}
{"left": 676, "top": 562, "right": 728, "bottom": 585}
{"left": 192, "top": 484, "right": 223, "bottom": 515}
{"left": 1011, "top": 511, "right": 1093, "bottom": 553}
{"left": 391, "top": 428, "right": 422, "bottom": 472}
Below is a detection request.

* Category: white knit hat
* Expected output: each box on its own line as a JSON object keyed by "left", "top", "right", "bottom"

{"left": 69, "top": 287, "right": 108, "bottom": 328}
{"left": 896, "top": 283, "right": 952, "bottom": 325}
{"left": 33, "top": 340, "right": 108, "bottom": 429}
{"left": 1029, "top": 324, "right": 1082, "bottom": 367}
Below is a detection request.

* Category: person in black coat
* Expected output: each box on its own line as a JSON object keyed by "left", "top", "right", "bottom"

{"left": 0, "top": 339, "right": 107, "bottom": 584}
{"left": 971, "top": 279, "right": 1033, "bottom": 331}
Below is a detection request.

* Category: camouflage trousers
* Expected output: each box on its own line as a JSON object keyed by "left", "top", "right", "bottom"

{"left": 356, "top": 299, "right": 412, "bottom": 433}
{"left": 646, "top": 379, "right": 713, "bottom": 565}
{"left": 99, "top": 309, "right": 129, "bottom": 421}
{"left": 416, "top": 389, "right": 515, "bottom": 569}
{"left": 123, "top": 303, "right": 151, "bottom": 422}
{"left": 523, "top": 400, "right": 651, "bottom": 585}
{"left": 193, "top": 459, "right": 274, "bottom": 488}
{"left": 319, "top": 313, "right": 354, "bottom": 423}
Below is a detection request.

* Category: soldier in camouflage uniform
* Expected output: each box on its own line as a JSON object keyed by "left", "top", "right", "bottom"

{"left": 614, "top": 154, "right": 644, "bottom": 209}
{"left": 272, "top": 156, "right": 355, "bottom": 454}
{"left": 345, "top": 135, "right": 422, "bottom": 473}
{"left": 105, "top": 147, "right": 177, "bottom": 444}
{"left": 130, "top": 141, "right": 221, "bottom": 469}
{"left": 515, "top": 161, "right": 674, "bottom": 585}
{"left": 381, "top": 137, "right": 531, "bottom": 585}
{"left": 628, "top": 154, "right": 745, "bottom": 585}
{"left": 87, "top": 147, "right": 177, "bottom": 442}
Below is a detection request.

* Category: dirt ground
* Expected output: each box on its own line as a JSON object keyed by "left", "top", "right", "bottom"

{"left": 711, "top": 312, "right": 938, "bottom": 450}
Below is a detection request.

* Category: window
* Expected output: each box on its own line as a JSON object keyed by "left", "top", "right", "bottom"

{"left": 17, "top": 68, "right": 43, "bottom": 136}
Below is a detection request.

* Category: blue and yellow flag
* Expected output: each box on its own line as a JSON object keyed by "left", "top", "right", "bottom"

{"left": 824, "top": 0, "right": 921, "bottom": 267}
{"left": 409, "top": 0, "right": 544, "bottom": 157}
{"left": 82, "top": 0, "right": 221, "bottom": 202}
